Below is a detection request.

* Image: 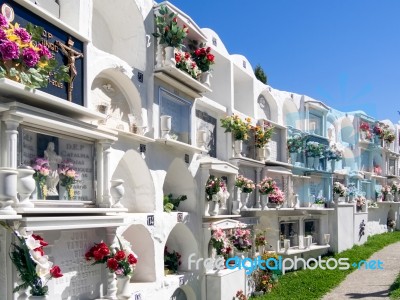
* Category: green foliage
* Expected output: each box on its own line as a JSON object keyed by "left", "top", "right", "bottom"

{"left": 163, "top": 193, "right": 187, "bottom": 212}
{"left": 220, "top": 114, "right": 252, "bottom": 141}
{"left": 164, "top": 246, "right": 181, "bottom": 273}
{"left": 254, "top": 231, "right": 400, "bottom": 300}
{"left": 390, "top": 272, "right": 400, "bottom": 299}
{"left": 152, "top": 5, "right": 188, "bottom": 49}
{"left": 254, "top": 64, "right": 267, "bottom": 84}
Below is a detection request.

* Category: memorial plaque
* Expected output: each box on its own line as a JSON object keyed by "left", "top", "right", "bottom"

{"left": 177, "top": 213, "right": 183, "bottom": 223}
{"left": 20, "top": 130, "right": 38, "bottom": 166}
{"left": 134, "top": 292, "right": 143, "bottom": 300}
{"left": 195, "top": 110, "right": 216, "bottom": 157}
{"left": 50, "top": 230, "right": 103, "bottom": 299}
{"left": 59, "top": 139, "right": 94, "bottom": 201}
{"left": 147, "top": 215, "right": 155, "bottom": 226}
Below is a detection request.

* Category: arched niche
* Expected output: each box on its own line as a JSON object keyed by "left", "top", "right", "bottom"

{"left": 163, "top": 159, "right": 197, "bottom": 213}
{"left": 165, "top": 223, "right": 199, "bottom": 272}
{"left": 340, "top": 117, "right": 355, "bottom": 144}
{"left": 92, "top": 0, "right": 146, "bottom": 69}
{"left": 121, "top": 224, "right": 156, "bottom": 282}
{"left": 112, "top": 150, "right": 155, "bottom": 212}
{"left": 90, "top": 68, "right": 143, "bottom": 131}
{"left": 256, "top": 90, "right": 278, "bottom": 123}
{"left": 283, "top": 99, "right": 300, "bottom": 129}
{"left": 170, "top": 286, "right": 196, "bottom": 300}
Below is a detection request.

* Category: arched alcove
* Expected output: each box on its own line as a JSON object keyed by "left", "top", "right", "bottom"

{"left": 112, "top": 150, "right": 155, "bottom": 212}
{"left": 121, "top": 224, "right": 156, "bottom": 282}
{"left": 163, "top": 159, "right": 197, "bottom": 213}
{"left": 170, "top": 286, "right": 196, "bottom": 300}
{"left": 257, "top": 90, "right": 279, "bottom": 123}
{"left": 92, "top": 0, "right": 146, "bottom": 69}
{"left": 340, "top": 117, "right": 355, "bottom": 144}
{"left": 283, "top": 99, "right": 299, "bottom": 129}
{"left": 165, "top": 223, "right": 199, "bottom": 272}
{"left": 90, "top": 68, "right": 144, "bottom": 130}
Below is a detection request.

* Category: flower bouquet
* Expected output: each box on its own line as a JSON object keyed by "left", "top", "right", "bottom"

{"left": 305, "top": 141, "right": 323, "bottom": 157}
{"left": 257, "top": 177, "right": 276, "bottom": 195}
{"left": 287, "top": 135, "right": 303, "bottom": 153}
{"left": 356, "top": 195, "right": 366, "bottom": 212}
{"left": 192, "top": 46, "right": 215, "bottom": 72}
{"left": 58, "top": 160, "right": 79, "bottom": 200}
{"left": 220, "top": 114, "right": 252, "bottom": 141}
{"left": 210, "top": 227, "right": 232, "bottom": 258}
{"left": 85, "top": 236, "right": 138, "bottom": 277}
{"left": 326, "top": 144, "right": 343, "bottom": 161}
{"left": 235, "top": 175, "right": 255, "bottom": 193}
{"left": 269, "top": 186, "right": 285, "bottom": 205}
{"left": 175, "top": 50, "right": 201, "bottom": 79}
{"left": 0, "top": 13, "right": 69, "bottom": 88}
{"left": 0, "top": 221, "right": 63, "bottom": 296}
{"left": 152, "top": 5, "right": 188, "bottom": 49}
{"left": 333, "top": 182, "right": 347, "bottom": 197}
{"left": 230, "top": 225, "right": 252, "bottom": 252}
{"left": 32, "top": 157, "right": 50, "bottom": 200}
{"left": 164, "top": 246, "right": 181, "bottom": 274}
{"left": 205, "top": 175, "right": 229, "bottom": 203}
{"left": 253, "top": 122, "right": 274, "bottom": 148}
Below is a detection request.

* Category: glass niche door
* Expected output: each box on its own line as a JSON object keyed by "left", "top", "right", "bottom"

{"left": 19, "top": 126, "right": 95, "bottom": 202}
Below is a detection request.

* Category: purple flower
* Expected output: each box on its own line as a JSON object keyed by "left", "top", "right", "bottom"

{"left": 0, "top": 40, "right": 19, "bottom": 60}
{"left": 0, "top": 29, "right": 5, "bottom": 41}
{"left": 0, "top": 14, "right": 8, "bottom": 28}
{"left": 22, "top": 47, "right": 39, "bottom": 67}
{"left": 14, "top": 27, "right": 31, "bottom": 43}
{"left": 38, "top": 44, "right": 52, "bottom": 59}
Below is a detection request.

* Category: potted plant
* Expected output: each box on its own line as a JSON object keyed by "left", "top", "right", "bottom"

{"left": 253, "top": 121, "right": 274, "bottom": 162}
{"left": 174, "top": 50, "right": 201, "bottom": 79}
{"left": 152, "top": 5, "right": 189, "bottom": 66}
{"left": 58, "top": 160, "right": 79, "bottom": 200}
{"left": 205, "top": 175, "right": 229, "bottom": 216}
{"left": 230, "top": 225, "right": 252, "bottom": 256}
{"left": 164, "top": 246, "right": 181, "bottom": 274}
{"left": 383, "top": 130, "right": 395, "bottom": 148}
{"left": 32, "top": 157, "right": 50, "bottom": 200}
{"left": 235, "top": 175, "right": 255, "bottom": 211}
{"left": 220, "top": 114, "right": 252, "bottom": 157}
{"left": 305, "top": 141, "right": 323, "bottom": 169}
{"left": 355, "top": 195, "right": 366, "bottom": 212}
{"left": 359, "top": 122, "right": 372, "bottom": 141}
{"left": 313, "top": 196, "right": 325, "bottom": 209}
{"left": 210, "top": 227, "right": 233, "bottom": 260}
{"left": 325, "top": 143, "right": 343, "bottom": 172}
{"left": 0, "top": 14, "right": 69, "bottom": 88}
{"left": 333, "top": 182, "right": 347, "bottom": 202}
{"left": 287, "top": 135, "right": 303, "bottom": 164}
{"left": 257, "top": 177, "right": 276, "bottom": 210}
{"left": 163, "top": 193, "right": 187, "bottom": 213}
{"left": 387, "top": 218, "right": 396, "bottom": 232}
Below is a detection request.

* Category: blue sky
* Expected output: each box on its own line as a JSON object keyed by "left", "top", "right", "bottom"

{"left": 169, "top": 0, "right": 400, "bottom": 123}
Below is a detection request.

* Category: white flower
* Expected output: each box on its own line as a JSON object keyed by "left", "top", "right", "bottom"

{"left": 25, "top": 236, "right": 41, "bottom": 250}
{"left": 34, "top": 254, "right": 53, "bottom": 282}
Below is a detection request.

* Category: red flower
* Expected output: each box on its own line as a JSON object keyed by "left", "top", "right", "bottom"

{"left": 200, "top": 48, "right": 206, "bottom": 55}
{"left": 127, "top": 253, "right": 137, "bottom": 265}
{"left": 32, "top": 234, "right": 49, "bottom": 247}
{"left": 50, "top": 266, "right": 63, "bottom": 278}
{"left": 206, "top": 54, "right": 215, "bottom": 62}
{"left": 173, "top": 17, "right": 178, "bottom": 23}
{"left": 164, "top": 26, "right": 169, "bottom": 32}
{"left": 175, "top": 53, "right": 181, "bottom": 63}
{"left": 93, "top": 250, "right": 105, "bottom": 261}
{"left": 107, "top": 258, "right": 119, "bottom": 271}
{"left": 194, "top": 49, "right": 201, "bottom": 56}
{"left": 184, "top": 52, "right": 190, "bottom": 59}
{"left": 206, "top": 47, "right": 211, "bottom": 53}
{"left": 34, "top": 247, "right": 44, "bottom": 256}
{"left": 114, "top": 250, "right": 126, "bottom": 261}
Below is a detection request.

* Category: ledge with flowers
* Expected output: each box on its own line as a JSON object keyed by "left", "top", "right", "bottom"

{"left": 152, "top": 4, "right": 213, "bottom": 96}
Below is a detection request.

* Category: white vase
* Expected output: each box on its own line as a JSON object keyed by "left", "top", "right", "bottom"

{"left": 232, "top": 187, "right": 241, "bottom": 214}
{"left": 265, "top": 144, "right": 271, "bottom": 160}
{"left": 233, "top": 140, "right": 243, "bottom": 158}
{"left": 197, "top": 129, "right": 208, "bottom": 150}
{"left": 240, "top": 192, "right": 250, "bottom": 211}
{"left": 324, "top": 234, "right": 331, "bottom": 245}
{"left": 160, "top": 115, "right": 172, "bottom": 139}
{"left": 256, "top": 147, "right": 267, "bottom": 162}
{"left": 307, "top": 156, "right": 314, "bottom": 168}
{"left": 164, "top": 46, "right": 175, "bottom": 67}
{"left": 200, "top": 71, "right": 211, "bottom": 87}
{"left": 111, "top": 179, "right": 125, "bottom": 208}
{"left": 260, "top": 194, "right": 269, "bottom": 210}
{"left": 208, "top": 197, "right": 220, "bottom": 216}
{"left": 116, "top": 275, "right": 131, "bottom": 300}
{"left": 290, "top": 152, "right": 297, "bottom": 164}
{"left": 283, "top": 239, "right": 290, "bottom": 253}
{"left": 330, "top": 160, "right": 336, "bottom": 172}
{"left": 16, "top": 166, "right": 35, "bottom": 208}
{"left": 0, "top": 168, "right": 17, "bottom": 215}
{"left": 313, "top": 156, "right": 320, "bottom": 170}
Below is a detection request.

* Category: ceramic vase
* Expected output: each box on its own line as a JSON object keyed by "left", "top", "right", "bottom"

{"left": 164, "top": 46, "right": 175, "bottom": 67}
{"left": 200, "top": 71, "right": 211, "bottom": 87}
{"left": 256, "top": 147, "right": 267, "bottom": 162}
{"left": 307, "top": 156, "right": 314, "bottom": 168}
{"left": 17, "top": 166, "right": 35, "bottom": 208}
{"left": 233, "top": 140, "right": 243, "bottom": 158}
{"left": 116, "top": 275, "right": 131, "bottom": 300}
{"left": 208, "top": 195, "right": 220, "bottom": 216}
{"left": 330, "top": 160, "right": 336, "bottom": 172}
{"left": 0, "top": 168, "right": 17, "bottom": 215}
{"left": 313, "top": 156, "right": 320, "bottom": 170}
{"left": 240, "top": 192, "right": 250, "bottom": 211}
{"left": 160, "top": 115, "right": 172, "bottom": 139}
{"left": 260, "top": 194, "right": 269, "bottom": 210}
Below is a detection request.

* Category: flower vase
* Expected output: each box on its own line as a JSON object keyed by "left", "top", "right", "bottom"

{"left": 232, "top": 187, "right": 241, "bottom": 214}
{"left": 290, "top": 152, "right": 297, "bottom": 164}
{"left": 164, "top": 46, "right": 175, "bottom": 67}
{"left": 307, "top": 156, "right": 314, "bottom": 168}
{"left": 257, "top": 245, "right": 265, "bottom": 255}
{"left": 160, "top": 115, "right": 172, "bottom": 139}
{"left": 330, "top": 160, "right": 336, "bottom": 172}
{"left": 313, "top": 156, "right": 320, "bottom": 170}
{"left": 265, "top": 144, "right": 271, "bottom": 160}
{"left": 197, "top": 129, "right": 208, "bottom": 150}
{"left": 59, "top": 185, "right": 73, "bottom": 200}
{"left": 208, "top": 195, "right": 220, "bottom": 216}
{"left": 267, "top": 201, "right": 278, "bottom": 209}
{"left": 387, "top": 194, "right": 394, "bottom": 202}
{"left": 324, "top": 234, "right": 331, "bottom": 245}
{"left": 17, "top": 166, "right": 35, "bottom": 208}
{"left": 116, "top": 275, "right": 131, "bottom": 300}
{"left": 233, "top": 140, "right": 243, "bottom": 158}
{"left": 200, "top": 71, "right": 211, "bottom": 88}
{"left": 360, "top": 131, "right": 367, "bottom": 141}
{"left": 260, "top": 194, "right": 269, "bottom": 210}
{"left": 240, "top": 192, "right": 250, "bottom": 211}
{"left": 256, "top": 147, "right": 267, "bottom": 162}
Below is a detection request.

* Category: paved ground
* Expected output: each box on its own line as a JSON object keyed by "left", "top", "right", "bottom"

{"left": 322, "top": 242, "right": 400, "bottom": 300}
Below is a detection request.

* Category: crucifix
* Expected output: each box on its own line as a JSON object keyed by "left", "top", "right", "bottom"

{"left": 56, "top": 37, "right": 83, "bottom": 102}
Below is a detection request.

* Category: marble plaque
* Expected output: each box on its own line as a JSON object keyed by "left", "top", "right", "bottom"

{"left": 59, "top": 140, "right": 94, "bottom": 201}
{"left": 20, "top": 129, "right": 38, "bottom": 166}
{"left": 49, "top": 230, "right": 103, "bottom": 299}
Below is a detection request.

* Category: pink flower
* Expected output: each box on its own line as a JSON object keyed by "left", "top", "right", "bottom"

{"left": 22, "top": 47, "right": 40, "bottom": 67}
{"left": 0, "top": 29, "right": 6, "bottom": 41}
{"left": 39, "top": 167, "right": 49, "bottom": 176}
{"left": 66, "top": 169, "right": 76, "bottom": 178}
{"left": 0, "top": 40, "right": 19, "bottom": 60}
{"left": 38, "top": 44, "right": 52, "bottom": 59}
{"left": 14, "top": 27, "right": 31, "bottom": 43}
{"left": 0, "top": 14, "right": 8, "bottom": 28}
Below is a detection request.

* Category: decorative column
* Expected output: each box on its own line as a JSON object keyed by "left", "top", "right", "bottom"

{"left": 99, "top": 140, "right": 113, "bottom": 208}
{"left": 3, "top": 115, "right": 22, "bottom": 168}
{"left": 105, "top": 227, "right": 118, "bottom": 299}
{"left": 255, "top": 167, "right": 262, "bottom": 208}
